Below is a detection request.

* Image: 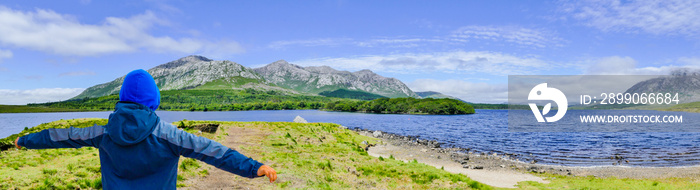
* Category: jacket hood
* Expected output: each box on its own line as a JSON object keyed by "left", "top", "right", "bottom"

{"left": 107, "top": 102, "right": 160, "bottom": 146}
{"left": 120, "top": 69, "right": 160, "bottom": 111}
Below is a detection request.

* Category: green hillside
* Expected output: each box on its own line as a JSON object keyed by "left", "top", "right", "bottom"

{"left": 193, "top": 76, "right": 264, "bottom": 90}
{"left": 319, "top": 89, "right": 387, "bottom": 100}
{"left": 71, "top": 79, "right": 122, "bottom": 100}
{"left": 32, "top": 89, "right": 334, "bottom": 112}
{"left": 277, "top": 81, "right": 349, "bottom": 95}
{"left": 663, "top": 101, "right": 700, "bottom": 112}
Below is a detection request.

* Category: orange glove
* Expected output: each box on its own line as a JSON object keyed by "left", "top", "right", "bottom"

{"left": 14, "top": 137, "right": 21, "bottom": 149}
{"left": 257, "top": 165, "right": 277, "bottom": 183}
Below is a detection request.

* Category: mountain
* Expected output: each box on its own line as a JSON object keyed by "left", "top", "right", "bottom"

{"left": 415, "top": 91, "right": 458, "bottom": 99}
{"left": 624, "top": 71, "right": 700, "bottom": 103}
{"left": 73, "top": 56, "right": 419, "bottom": 100}
{"left": 319, "top": 89, "right": 387, "bottom": 100}
{"left": 253, "top": 60, "right": 419, "bottom": 98}
{"left": 72, "top": 55, "right": 269, "bottom": 99}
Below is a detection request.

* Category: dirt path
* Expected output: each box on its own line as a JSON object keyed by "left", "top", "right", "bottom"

{"left": 367, "top": 143, "right": 548, "bottom": 188}
{"left": 182, "top": 125, "right": 278, "bottom": 190}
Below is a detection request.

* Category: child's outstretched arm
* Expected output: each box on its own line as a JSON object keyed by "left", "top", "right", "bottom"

{"left": 155, "top": 123, "right": 277, "bottom": 183}
{"left": 16, "top": 125, "right": 105, "bottom": 149}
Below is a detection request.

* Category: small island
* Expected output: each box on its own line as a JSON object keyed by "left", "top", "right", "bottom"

{"left": 324, "top": 97, "right": 475, "bottom": 115}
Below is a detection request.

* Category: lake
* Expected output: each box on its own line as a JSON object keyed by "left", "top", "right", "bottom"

{"left": 1, "top": 109, "right": 700, "bottom": 167}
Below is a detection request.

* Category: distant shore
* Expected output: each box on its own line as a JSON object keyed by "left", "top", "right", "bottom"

{"left": 0, "top": 105, "right": 87, "bottom": 113}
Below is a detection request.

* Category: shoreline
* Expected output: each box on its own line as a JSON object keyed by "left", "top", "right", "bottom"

{"left": 354, "top": 128, "right": 700, "bottom": 180}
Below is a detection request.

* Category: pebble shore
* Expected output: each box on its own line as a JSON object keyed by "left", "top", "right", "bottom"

{"left": 353, "top": 128, "right": 700, "bottom": 179}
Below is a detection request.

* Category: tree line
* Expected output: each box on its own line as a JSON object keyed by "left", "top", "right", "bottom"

{"left": 324, "top": 97, "right": 475, "bottom": 115}
{"left": 30, "top": 89, "right": 474, "bottom": 115}
{"left": 31, "top": 89, "right": 333, "bottom": 111}
{"left": 319, "top": 89, "right": 386, "bottom": 100}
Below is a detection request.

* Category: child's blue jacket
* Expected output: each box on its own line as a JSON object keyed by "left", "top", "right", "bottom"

{"left": 18, "top": 69, "right": 262, "bottom": 189}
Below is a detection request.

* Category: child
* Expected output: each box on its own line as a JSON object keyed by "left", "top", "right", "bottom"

{"left": 14, "top": 69, "right": 276, "bottom": 189}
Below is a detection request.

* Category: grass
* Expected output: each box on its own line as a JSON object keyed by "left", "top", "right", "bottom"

{"left": 517, "top": 173, "right": 700, "bottom": 189}
{"left": 203, "top": 121, "right": 491, "bottom": 189}
{"left": 3, "top": 119, "right": 700, "bottom": 189}
{"left": 0, "top": 141, "right": 103, "bottom": 189}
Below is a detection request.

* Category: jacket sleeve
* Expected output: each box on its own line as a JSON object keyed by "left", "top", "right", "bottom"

{"left": 155, "top": 124, "right": 263, "bottom": 178}
{"left": 17, "top": 125, "right": 105, "bottom": 149}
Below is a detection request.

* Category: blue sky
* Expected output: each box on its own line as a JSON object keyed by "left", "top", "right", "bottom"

{"left": 1, "top": 0, "right": 700, "bottom": 104}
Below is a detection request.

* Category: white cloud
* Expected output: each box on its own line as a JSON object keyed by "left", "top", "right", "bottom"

{"left": 268, "top": 38, "right": 352, "bottom": 49}
{"left": 561, "top": 0, "right": 700, "bottom": 36}
{"left": 678, "top": 57, "right": 700, "bottom": 66}
{"left": 291, "top": 51, "right": 549, "bottom": 75}
{"left": 269, "top": 37, "right": 443, "bottom": 49}
{"left": 584, "top": 56, "right": 699, "bottom": 75}
{"left": 0, "top": 49, "right": 11, "bottom": 69}
{"left": 269, "top": 25, "right": 561, "bottom": 49}
{"left": 24, "top": 75, "right": 43, "bottom": 80}
{"left": 585, "top": 56, "right": 637, "bottom": 74}
{"left": 0, "top": 6, "right": 244, "bottom": 56}
{"left": 0, "top": 88, "right": 84, "bottom": 105}
{"left": 409, "top": 79, "right": 507, "bottom": 104}
{"left": 354, "top": 38, "right": 444, "bottom": 48}
{"left": 58, "top": 70, "right": 96, "bottom": 77}
{"left": 0, "top": 49, "right": 11, "bottom": 59}
{"left": 450, "top": 25, "right": 564, "bottom": 48}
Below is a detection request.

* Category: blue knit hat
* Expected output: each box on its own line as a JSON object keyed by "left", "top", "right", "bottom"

{"left": 119, "top": 69, "right": 160, "bottom": 111}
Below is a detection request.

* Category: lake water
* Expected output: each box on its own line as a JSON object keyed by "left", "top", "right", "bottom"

{"left": 1, "top": 109, "right": 700, "bottom": 167}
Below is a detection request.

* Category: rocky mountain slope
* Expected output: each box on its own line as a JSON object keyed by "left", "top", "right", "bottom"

{"left": 253, "top": 60, "right": 419, "bottom": 98}
{"left": 624, "top": 70, "right": 700, "bottom": 103}
{"left": 72, "top": 56, "right": 421, "bottom": 99}
{"left": 72, "top": 56, "right": 267, "bottom": 99}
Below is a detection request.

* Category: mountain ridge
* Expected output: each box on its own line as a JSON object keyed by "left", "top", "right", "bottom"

{"left": 72, "top": 56, "right": 420, "bottom": 99}
{"left": 253, "top": 60, "right": 419, "bottom": 98}
{"left": 72, "top": 56, "right": 264, "bottom": 99}
{"left": 624, "top": 70, "right": 700, "bottom": 103}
